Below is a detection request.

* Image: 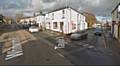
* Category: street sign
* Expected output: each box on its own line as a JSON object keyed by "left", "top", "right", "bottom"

{"left": 5, "top": 38, "right": 23, "bottom": 60}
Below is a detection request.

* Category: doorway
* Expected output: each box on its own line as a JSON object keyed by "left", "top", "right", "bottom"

{"left": 60, "top": 22, "right": 64, "bottom": 33}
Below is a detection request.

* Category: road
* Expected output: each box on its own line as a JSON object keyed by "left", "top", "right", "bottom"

{"left": 0, "top": 24, "right": 73, "bottom": 65}
{"left": 31, "top": 29, "right": 120, "bottom": 65}
{"left": 1, "top": 24, "right": 120, "bottom": 65}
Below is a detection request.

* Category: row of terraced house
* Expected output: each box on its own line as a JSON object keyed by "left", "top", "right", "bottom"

{"left": 20, "top": 7, "right": 88, "bottom": 34}
{"left": 111, "top": 2, "right": 120, "bottom": 43}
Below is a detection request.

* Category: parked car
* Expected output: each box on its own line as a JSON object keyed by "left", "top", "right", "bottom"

{"left": 29, "top": 26, "right": 39, "bottom": 32}
{"left": 70, "top": 30, "right": 88, "bottom": 40}
{"left": 94, "top": 28, "right": 102, "bottom": 36}
{"left": 23, "top": 24, "right": 29, "bottom": 29}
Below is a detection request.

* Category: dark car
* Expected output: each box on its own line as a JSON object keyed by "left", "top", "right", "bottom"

{"left": 94, "top": 28, "right": 102, "bottom": 36}
{"left": 23, "top": 24, "right": 29, "bottom": 29}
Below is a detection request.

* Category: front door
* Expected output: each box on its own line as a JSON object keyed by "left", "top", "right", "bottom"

{"left": 60, "top": 22, "right": 64, "bottom": 33}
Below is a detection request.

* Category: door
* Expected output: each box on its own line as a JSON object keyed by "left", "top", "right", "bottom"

{"left": 60, "top": 22, "right": 64, "bottom": 33}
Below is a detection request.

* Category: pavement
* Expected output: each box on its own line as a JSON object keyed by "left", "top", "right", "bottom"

{"left": 103, "top": 30, "right": 120, "bottom": 58}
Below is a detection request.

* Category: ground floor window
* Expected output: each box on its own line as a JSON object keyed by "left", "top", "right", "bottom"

{"left": 53, "top": 22, "right": 58, "bottom": 29}
{"left": 72, "top": 24, "right": 76, "bottom": 30}
{"left": 70, "top": 21, "right": 76, "bottom": 30}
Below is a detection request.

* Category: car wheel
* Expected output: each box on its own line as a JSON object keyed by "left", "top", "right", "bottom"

{"left": 99, "top": 34, "right": 101, "bottom": 36}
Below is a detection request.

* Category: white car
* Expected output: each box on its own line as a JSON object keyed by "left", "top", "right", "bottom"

{"left": 29, "top": 26, "right": 39, "bottom": 32}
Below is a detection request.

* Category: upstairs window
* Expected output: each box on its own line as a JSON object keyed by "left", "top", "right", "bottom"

{"left": 52, "top": 13, "right": 54, "bottom": 20}
{"left": 62, "top": 10, "right": 65, "bottom": 19}
{"left": 116, "top": 9, "right": 118, "bottom": 18}
{"left": 62, "top": 10, "right": 65, "bottom": 14}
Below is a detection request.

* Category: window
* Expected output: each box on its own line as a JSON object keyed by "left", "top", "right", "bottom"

{"left": 72, "top": 24, "right": 76, "bottom": 30}
{"left": 53, "top": 22, "right": 57, "bottom": 29}
{"left": 62, "top": 10, "right": 65, "bottom": 19}
{"left": 118, "top": 10, "right": 120, "bottom": 20}
{"left": 62, "top": 10, "right": 65, "bottom": 14}
{"left": 77, "top": 14, "right": 79, "bottom": 22}
{"left": 71, "top": 21, "right": 76, "bottom": 30}
{"left": 117, "top": 9, "right": 118, "bottom": 18}
{"left": 52, "top": 13, "right": 54, "bottom": 20}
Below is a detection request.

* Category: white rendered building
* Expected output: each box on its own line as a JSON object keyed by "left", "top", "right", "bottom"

{"left": 45, "top": 7, "right": 88, "bottom": 34}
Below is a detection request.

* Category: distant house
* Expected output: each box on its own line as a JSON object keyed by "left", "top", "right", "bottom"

{"left": 20, "top": 16, "right": 36, "bottom": 25}
{"left": 36, "top": 15, "right": 45, "bottom": 28}
{"left": 45, "top": 7, "right": 88, "bottom": 34}
{"left": 0, "top": 14, "right": 4, "bottom": 24}
{"left": 4, "top": 16, "right": 12, "bottom": 24}
{"left": 111, "top": 2, "right": 120, "bottom": 43}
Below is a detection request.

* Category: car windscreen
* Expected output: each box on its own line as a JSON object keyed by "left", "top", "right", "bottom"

{"left": 30, "top": 26, "right": 37, "bottom": 28}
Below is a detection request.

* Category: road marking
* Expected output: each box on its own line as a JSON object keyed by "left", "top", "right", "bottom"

{"left": 5, "top": 38, "right": 23, "bottom": 60}
{"left": 57, "top": 52, "right": 65, "bottom": 58}
{"left": 5, "top": 53, "right": 23, "bottom": 60}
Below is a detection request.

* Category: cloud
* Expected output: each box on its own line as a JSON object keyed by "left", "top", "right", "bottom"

{"left": 42, "top": 0, "right": 56, "bottom": 3}
{"left": 0, "top": 0, "right": 120, "bottom": 19}
{"left": 0, "top": 0, "right": 29, "bottom": 9}
{"left": 83, "top": 0, "right": 101, "bottom": 6}
{"left": 31, "top": 0, "right": 57, "bottom": 11}
{"left": 0, "top": 0, "right": 33, "bottom": 16}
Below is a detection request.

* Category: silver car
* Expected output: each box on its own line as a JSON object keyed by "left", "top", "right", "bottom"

{"left": 70, "top": 31, "right": 88, "bottom": 40}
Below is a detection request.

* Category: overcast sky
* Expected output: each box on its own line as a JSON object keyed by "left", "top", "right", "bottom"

{"left": 0, "top": 0, "right": 120, "bottom": 21}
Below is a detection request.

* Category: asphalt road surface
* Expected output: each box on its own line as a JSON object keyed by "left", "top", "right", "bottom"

{"left": 32, "top": 29, "right": 120, "bottom": 65}
{"left": 1, "top": 24, "right": 120, "bottom": 65}
{"left": 0, "top": 24, "right": 73, "bottom": 65}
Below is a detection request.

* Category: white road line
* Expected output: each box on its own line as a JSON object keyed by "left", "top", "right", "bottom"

{"left": 57, "top": 52, "right": 65, "bottom": 58}
{"left": 5, "top": 53, "right": 23, "bottom": 60}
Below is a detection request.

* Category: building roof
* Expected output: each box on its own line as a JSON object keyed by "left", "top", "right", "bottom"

{"left": 81, "top": 12, "right": 95, "bottom": 17}
{"left": 45, "top": 6, "right": 82, "bottom": 14}
{"left": 111, "top": 2, "right": 120, "bottom": 13}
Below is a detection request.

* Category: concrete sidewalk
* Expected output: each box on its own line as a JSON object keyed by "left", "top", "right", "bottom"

{"left": 103, "top": 30, "right": 120, "bottom": 57}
